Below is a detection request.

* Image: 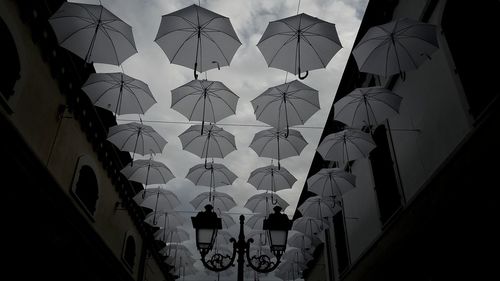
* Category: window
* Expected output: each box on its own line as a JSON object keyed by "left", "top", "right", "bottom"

{"left": 71, "top": 155, "right": 99, "bottom": 217}
{"left": 369, "top": 125, "right": 402, "bottom": 225}
{"left": 0, "top": 18, "right": 21, "bottom": 101}
{"left": 442, "top": 1, "right": 500, "bottom": 118}
{"left": 122, "top": 234, "right": 136, "bottom": 271}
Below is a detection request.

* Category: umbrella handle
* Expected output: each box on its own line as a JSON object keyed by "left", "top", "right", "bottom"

{"left": 194, "top": 66, "right": 199, "bottom": 80}
{"left": 298, "top": 70, "right": 308, "bottom": 80}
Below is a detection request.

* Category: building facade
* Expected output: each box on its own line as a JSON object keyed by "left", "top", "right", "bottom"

{"left": 299, "top": 0, "right": 500, "bottom": 280}
{"left": 1, "top": 1, "right": 176, "bottom": 280}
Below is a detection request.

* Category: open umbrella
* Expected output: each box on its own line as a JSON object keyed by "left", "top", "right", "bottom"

{"left": 155, "top": 4, "right": 241, "bottom": 79}
{"left": 288, "top": 233, "right": 320, "bottom": 252}
{"left": 297, "top": 196, "right": 340, "bottom": 224}
{"left": 82, "top": 72, "right": 156, "bottom": 116}
{"left": 179, "top": 124, "right": 236, "bottom": 167}
{"left": 257, "top": 13, "right": 342, "bottom": 79}
{"left": 316, "top": 128, "right": 376, "bottom": 167}
{"left": 190, "top": 191, "right": 236, "bottom": 212}
{"left": 171, "top": 79, "right": 239, "bottom": 133}
{"left": 334, "top": 86, "right": 402, "bottom": 130}
{"left": 186, "top": 162, "right": 237, "bottom": 191}
{"left": 283, "top": 248, "right": 313, "bottom": 264}
{"left": 250, "top": 128, "right": 307, "bottom": 169}
{"left": 292, "top": 216, "right": 327, "bottom": 242}
{"left": 120, "top": 159, "right": 174, "bottom": 186}
{"left": 107, "top": 122, "right": 167, "bottom": 162}
{"left": 133, "top": 187, "right": 181, "bottom": 225}
{"left": 144, "top": 211, "right": 186, "bottom": 228}
{"left": 245, "top": 213, "right": 267, "bottom": 229}
{"left": 251, "top": 80, "right": 319, "bottom": 135}
{"left": 244, "top": 192, "right": 289, "bottom": 215}
{"left": 154, "top": 227, "right": 190, "bottom": 243}
{"left": 248, "top": 163, "right": 296, "bottom": 194}
{"left": 352, "top": 18, "right": 439, "bottom": 78}
{"left": 307, "top": 168, "right": 356, "bottom": 198}
{"left": 49, "top": 2, "right": 137, "bottom": 65}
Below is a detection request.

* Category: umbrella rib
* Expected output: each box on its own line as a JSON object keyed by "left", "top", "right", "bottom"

{"left": 171, "top": 89, "right": 204, "bottom": 108}
{"left": 395, "top": 39, "right": 420, "bottom": 69}
{"left": 188, "top": 93, "right": 205, "bottom": 121}
{"left": 368, "top": 94, "right": 402, "bottom": 112}
{"left": 302, "top": 31, "right": 341, "bottom": 43}
{"left": 58, "top": 22, "right": 96, "bottom": 45}
{"left": 301, "top": 35, "right": 328, "bottom": 67}
{"left": 200, "top": 32, "right": 231, "bottom": 65}
{"left": 99, "top": 25, "right": 121, "bottom": 64}
{"left": 102, "top": 22, "right": 137, "bottom": 52}
{"left": 206, "top": 91, "right": 237, "bottom": 115}
{"left": 165, "top": 14, "right": 198, "bottom": 29}
{"left": 288, "top": 101, "right": 306, "bottom": 124}
{"left": 202, "top": 27, "right": 241, "bottom": 44}
{"left": 91, "top": 83, "right": 121, "bottom": 104}
{"left": 169, "top": 31, "right": 198, "bottom": 62}
{"left": 286, "top": 94, "right": 320, "bottom": 108}
{"left": 358, "top": 38, "right": 392, "bottom": 72}
{"left": 267, "top": 33, "right": 300, "bottom": 66}
{"left": 254, "top": 97, "right": 283, "bottom": 119}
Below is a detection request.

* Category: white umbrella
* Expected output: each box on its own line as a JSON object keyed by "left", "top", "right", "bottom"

{"left": 179, "top": 124, "right": 236, "bottom": 166}
{"left": 171, "top": 79, "right": 239, "bottom": 133}
{"left": 107, "top": 122, "right": 167, "bottom": 161}
{"left": 49, "top": 2, "right": 137, "bottom": 65}
{"left": 244, "top": 192, "right": 289, "bottom": 215}
{"left": 307, "top": 168, "right": 356, "bottom": 198}
{"left": 297, "top": 196, "right": 340, "bottom": 222}
{"left": 283, "top": 248, "right": 313, "bottom": 264}
{"left": 257, "top": 13, "right": 342, "bottom": 79}
{"left": 186, "top": 162, "right": 237, "bottom": 189}
{"left": 288, "top": 233, "right": 320, "bottom": 252}
{"left": 189, "top": 191, "right": 236, "bottom": 212}
{"left": 120, "top": 159, "right": 174, "bottom": 186}
{"left": 155, "top": 4, "right": 241, "bottom": 78}
{"left": 352, "top": 18, "right": 439, "bottom": 78}
{"left": 251, "top": 80, "right": 319, "bottom": 134}
{"left": 248, "top": 163, "right": 296, "bottom": 193}
{"left": 245, "top": 213, "right": 267, "bottom": 229}
{"left": 292, "top": 216, "right": 327, "bottom": 242}
{"left": 334, "top": 86, "right": 402, "bottom": 130}
{"left": 144, "top": 211, "right": 186, "bottom": 228}
{"left": 316, "top": 128, "right": 376, "bottom": 166}
{"left": 154, "top": 227, "right": 190, "bottom": 243}
{"left": 133, "top": 187, "right": 181, "bottom": 225}
{"left": 250, "top": 128, "right": 307, "bottom": 169}
{"left": 82, "top": 72, "right": 156, "bottom": 116}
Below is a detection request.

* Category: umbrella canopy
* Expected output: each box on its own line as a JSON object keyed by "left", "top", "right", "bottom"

{"left": 179, "top": 124, "right": 236, "bottom": 164}
{"left": 307, "top": 168, "right": 356, "bottom": 198}
{"left": 292, "top": 216, "right": 327, "bottom": 241}
{"left": 82, "top": 72, "right": 156, "bottom": 116}
{"left": 154, "top": 227, "right": 190, "bottom": 243}
{"left": 288, "top": 233, "right": 320, "bottom": 252}
{"left": 120, "top": 159, "right": 174, "bottom": 186}
{"left": 49, "top": 2, "right": 137, "bottom": 65}
{"left": 257, "top": 13, "right": 342, "bottom": 79}
{"left": 245, "top": 213, "right": 267, "bottom": 229}
{"left": 249, "top": 128, "right": 307, "bottom": 168}
{"left": 186, "top": 162, "right": 237, "bottom": 188}
{"left": 171, "top": 79, "right": 239, "bottom": 132}
{"left": 244, "top": 192, "right": 289, "bottom": 214}
{"left": 283, "top": 248, "right": 313, "bottom": 264}
{"left": 276, "top": 260, "right": 306, "bottom": 280}
{"left": 218, "top": 213, "right": 236, "bottom": 229}
{"left": 297, "top": 196, "right": 341, "bottom": 220}
{"left": 352, "top": 18, "right": 439, "bottom": 77}
{"left": 251, "top": 80, "right": 319, "bottom": 133}
{"left": 248, "top": 163, "right": 297, "bottom": 193}
{"left": 189, "top": 191, "right": 237, "bottom": 212}
{"left": 334, "top": 86, "right": 403, "bottom": 129}
{"left": 316, "top": 129, "right": 376, "bottom": 165}
{"left": 155, "top": 4, "right": 241, "bottom": 78}
{"left": 144, "top": 211, "right": 186, "bottom": 228}
{"left": 135, "top": 187, "right": 181, "bottom": 224}
{"left": 107, "top": 122, "right": 167, "bottom": 159}
{"left": 160, "top": 243, "right": 192, "bottom": 257}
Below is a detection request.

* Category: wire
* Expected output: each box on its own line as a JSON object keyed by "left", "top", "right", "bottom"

{"left": 296, "top": 0, "right": 301, "bottom": 14}
{"left": 116, "top": 118, "right": 325, "bottom": 129}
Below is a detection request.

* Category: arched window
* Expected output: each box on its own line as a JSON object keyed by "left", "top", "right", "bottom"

{"left": 122, "top": 234, "right": 136, "bottom": 270}
{"left": 442, "top": 1, "right": 500, "bottom": 118}
{"left": 0, "top": 17, "right": 20, "bottom": 100}
{"left": 71, "top": 155, "right": 99, "bottom": 217}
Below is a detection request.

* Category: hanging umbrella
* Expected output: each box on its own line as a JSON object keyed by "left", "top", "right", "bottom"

{"left": 276, "top": 260, "right": 306, "bottom": 280}
{"left": 352, "top": 18, "right": 439, "bottom": 78}
{"left": 155, "top": 4, "right": 241, "bottom": 79}
{"left": 189, "top": 191, "right": 237, "bottom": 212}
{"left": 316, "top": 128, "right": 376, "bottom": 166}
{"left": 297, "top": 196, "right": 340, "bottom": 222}
{"left": 82, "top": 72, "right": 156, "bottom": 116}
{"left": 154, "top": 227, "right": 190, "bottom": 243}
{"left": 307, "top": 168, "right": 356, "bottom": 198}
{"left": 160, "top": 243, "right": 192, "bottom": 257}
{"left": 133, "top": 187, "right": 181, "bottom": 225}
{"left": 288, "top": 233, "right": 320, "bottom": 252}
{"left": 218, "top": 214, "right": 236, "bottom": 229}
{"left": 179, "top": 124, "right": 236, "bottom": 166}
{"left": 251, "top": 80, "right": 319, "bottom": 135}
{"left": 120, "top": 159, "right": 174, "bottom": 186}
{"left": 171, "top": 79, "right": 239, "bottom": 133}
{"left": 292, "top": 216, "right": 327, "bottom": 242}
{"left": 244, "top": 192, "right": 289, "bottom": 215}
{"left": 144, "top": 211, "right": 186, "bottom": 228}
{"left": 186, "top": 162, "right": 237, "bottom": 189}
{"left": 248, "top": 163, "right": 296, "bottom": 194}
{"left": 283, "top": 248, "right": 313, "bottom": 264}
{"left": 107, "top": 122, "right": 167, "bottom": 162}
{"left": 250, "top": 128, "right": 307, "bottom": 169}
{"left": 49, "top": 2, "right": 137, "bottom": 65}
{"left": 257, "top": 13, "right": 342, "bottom": 79}
{"left": 245, "top": 213, "right": 267, "bottom": 229}
{"left": 334, "top": 86, "right": 403, "bottom": 130}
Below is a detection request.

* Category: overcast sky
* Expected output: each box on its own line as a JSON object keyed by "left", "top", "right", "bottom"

{"left": 74, "top": 0, "right": 368, "bottom": 279}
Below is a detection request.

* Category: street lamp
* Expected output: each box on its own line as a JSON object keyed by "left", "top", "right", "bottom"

{"left": 191, "top": 205, "right": 292, "bottom": 281}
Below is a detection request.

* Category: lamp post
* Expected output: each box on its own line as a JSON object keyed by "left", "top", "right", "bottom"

{"left": 191, "top": 205, "right": 292, "bottom": 281}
